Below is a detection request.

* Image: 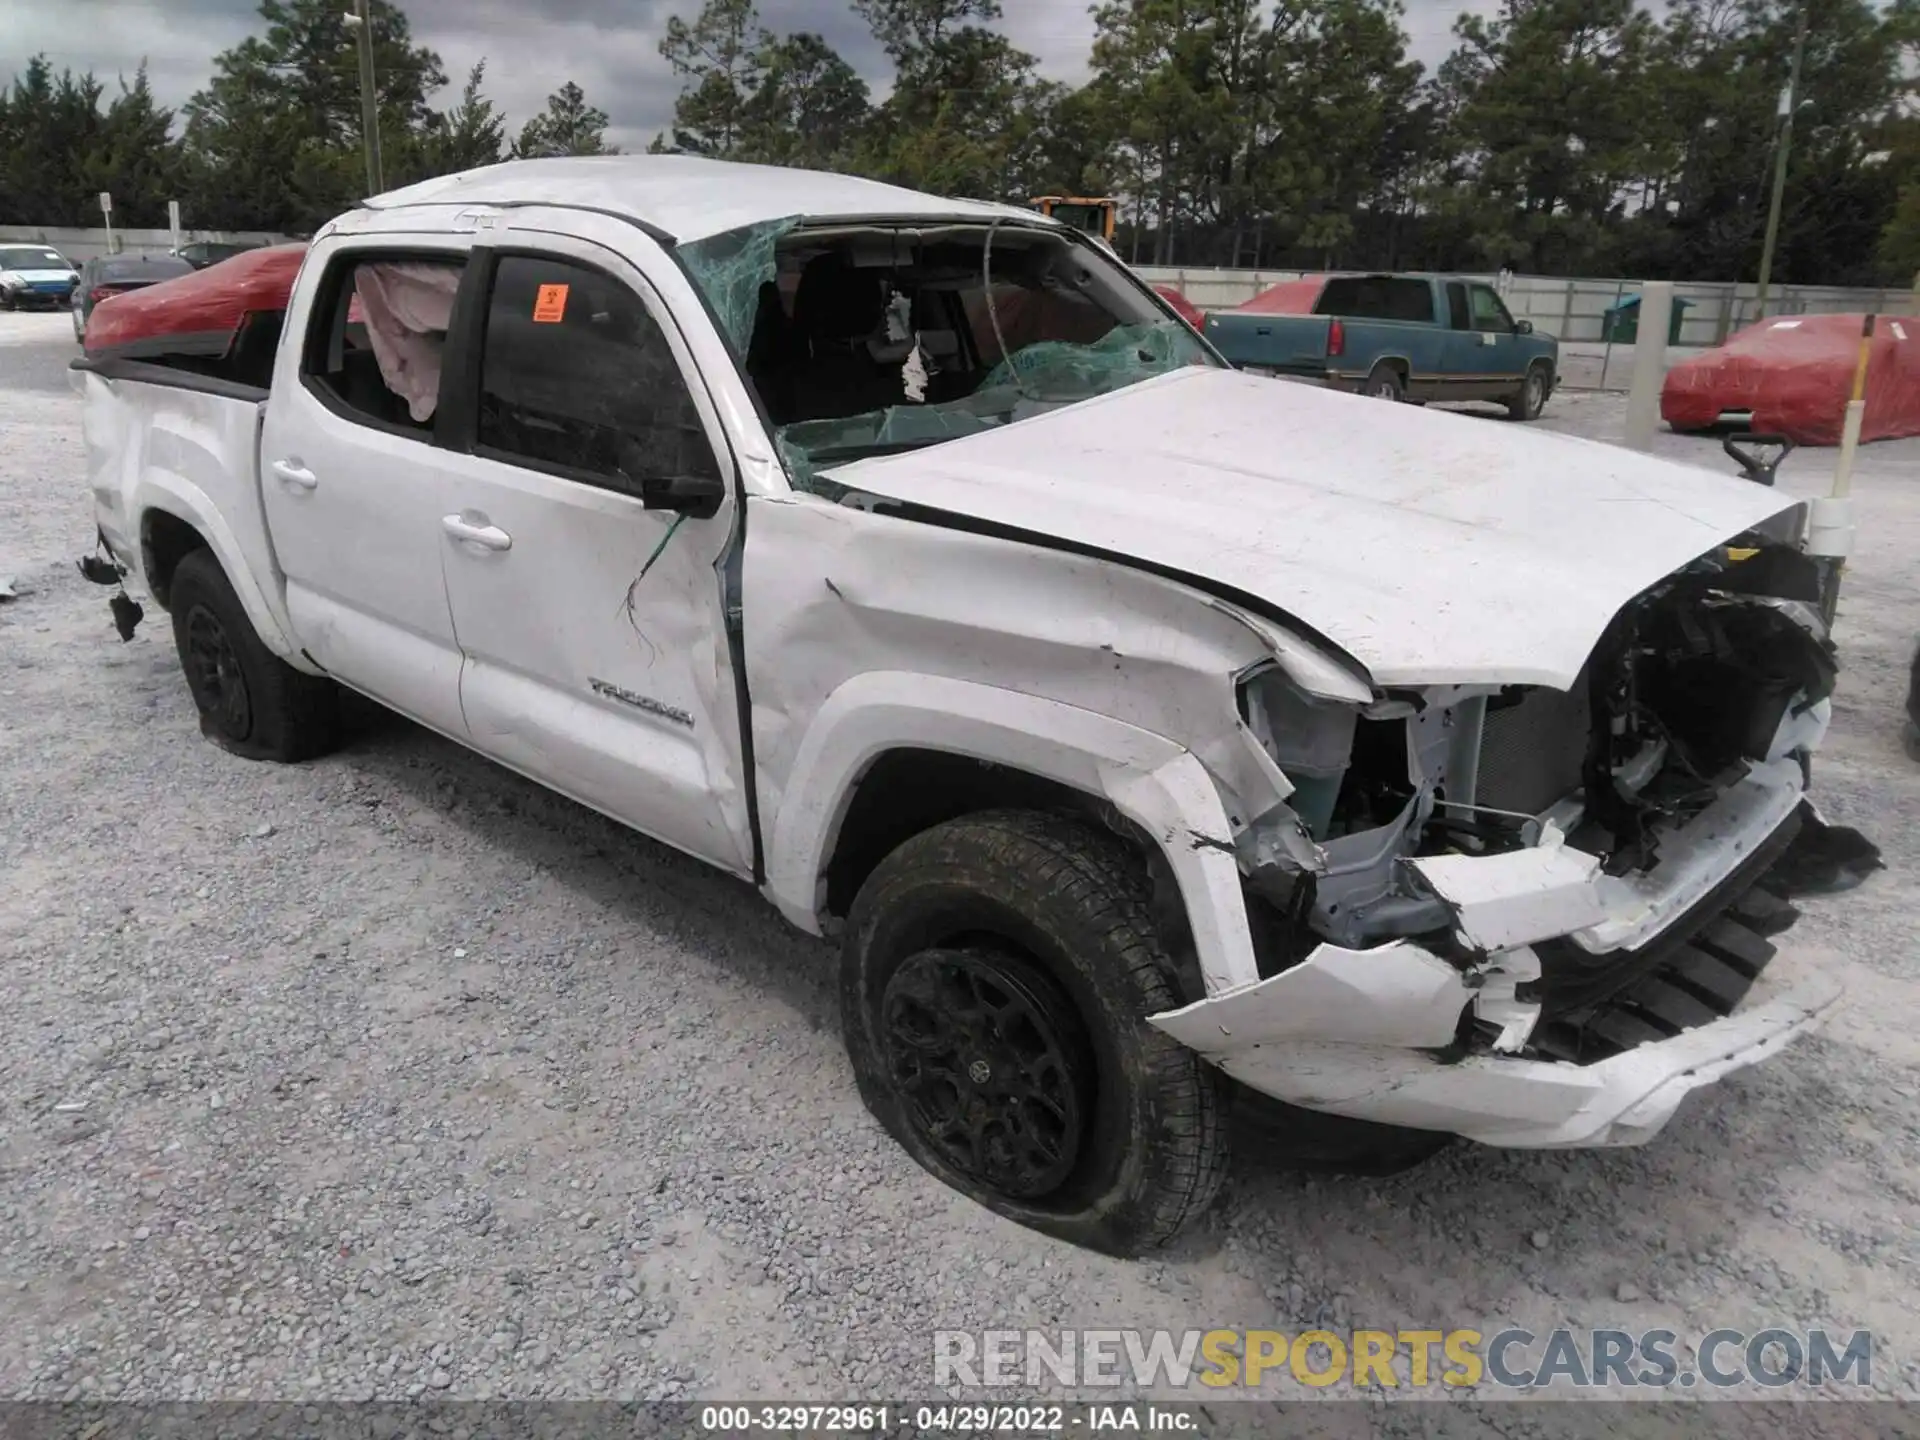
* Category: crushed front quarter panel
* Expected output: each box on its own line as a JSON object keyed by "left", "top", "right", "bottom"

{"left": 1152, "top": 748, "right": 1837, "bottom": 1146}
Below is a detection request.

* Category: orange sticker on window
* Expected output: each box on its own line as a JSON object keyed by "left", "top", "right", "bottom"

{"left": 532, "top": 283, "right": 569, "bottom": 323}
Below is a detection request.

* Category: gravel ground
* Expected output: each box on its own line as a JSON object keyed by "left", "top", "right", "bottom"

{"left": 3, "top": 310, "right": 1918, "bottom": 1415}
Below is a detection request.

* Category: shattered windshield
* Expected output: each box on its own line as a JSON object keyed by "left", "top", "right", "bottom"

{"left": 676, "top": 217, "right": 1215, "bottom": 491}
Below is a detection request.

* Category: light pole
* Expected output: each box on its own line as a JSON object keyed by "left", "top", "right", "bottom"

{"left": 344, "top": 0, "right": 383, "bottom": 195}
{"left": 1753, "top": 0, "right": 1808, "bottom": 321}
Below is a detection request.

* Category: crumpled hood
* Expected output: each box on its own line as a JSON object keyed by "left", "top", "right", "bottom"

{"left": 827, "top": 368, "right": 1801, "bottom": 688}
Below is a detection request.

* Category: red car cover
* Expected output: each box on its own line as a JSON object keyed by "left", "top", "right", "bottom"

{"left": 1233, "top": 275, "right": 1329, "bottom": 316}
{"left": 1153, "top": 284, "right": 1205, "bottom": 329}
{"left": 83, "top": 243, "right": 309, "bottom": 362}
{"left": 1661, "top": 312, "right": 1920, "bottom": 445}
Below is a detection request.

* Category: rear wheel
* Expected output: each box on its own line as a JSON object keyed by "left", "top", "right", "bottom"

{"left": 168, "top": 548, "right": 340, "bottom": 762}
{"left": 1508, "top": 361, "right": 1553, "bottom": 421}
{"left": 1362, "top": 362, "right": 1406, "bottom": 402}
{"left": 842, "top": 809, "right": 1228, "bottom": 1255}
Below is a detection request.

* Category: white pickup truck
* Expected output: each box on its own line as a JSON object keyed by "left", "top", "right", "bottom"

{"left": 73, "top": 156, "right": 1869, "bottom": 1255}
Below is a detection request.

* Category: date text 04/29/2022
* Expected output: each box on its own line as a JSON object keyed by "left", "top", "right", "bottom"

{"left": 698, "top": 1406, "right": 1197, "bottom": 1433}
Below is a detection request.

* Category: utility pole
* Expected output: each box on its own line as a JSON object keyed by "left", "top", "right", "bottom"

{"left": 349, "top": 0, "right": 384, "bottom": 195}
{"left": 1754, "top": 0, "right": 1808, "bottom": 321}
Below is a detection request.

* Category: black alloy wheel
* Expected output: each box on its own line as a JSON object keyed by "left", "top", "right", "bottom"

{"left": 880, "top": 946, "right": 1093, "bottom": 1200}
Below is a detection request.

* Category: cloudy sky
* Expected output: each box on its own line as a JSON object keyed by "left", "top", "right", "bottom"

{"left": 19, "top": 0, "right": 1486, "bottom": 151}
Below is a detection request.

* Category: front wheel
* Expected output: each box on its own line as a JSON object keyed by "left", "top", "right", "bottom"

{"left": 841, "top": 810, "right": 1228, "bottom": 1255}
{"left": 1508, "top": 362, "right": 1553, "bottom": 421}
{"left": 168, "top": 548, "right": 340, "bottom": 762}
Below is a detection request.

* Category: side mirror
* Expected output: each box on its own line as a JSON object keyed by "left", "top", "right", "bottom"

{"left": 1514, "top": 319, "right": 1533, "bottom": 335}
{"left": 641, "top": 469, "right": 725, "bottom": 518}
{"left": 619, "top": 422, "right": 727, "bottom": 519}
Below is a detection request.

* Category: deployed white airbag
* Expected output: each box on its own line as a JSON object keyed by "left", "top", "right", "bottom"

{"left": 354, "top": 262, "right": 462, "bottom": 422}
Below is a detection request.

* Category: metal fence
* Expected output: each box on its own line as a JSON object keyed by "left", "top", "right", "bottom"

{"left": 1135, "top": 265, "right": 1920, "bottom": 346}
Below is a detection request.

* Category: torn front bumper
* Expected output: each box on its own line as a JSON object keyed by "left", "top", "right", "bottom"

{"left": 1152, "top": 971, "right": 1839, "bottom": 1147}
{"left": 1147, "top": 755, "right": 1843, "bottom": 1148}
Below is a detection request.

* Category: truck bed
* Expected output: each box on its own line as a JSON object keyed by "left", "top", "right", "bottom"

{"left": 72, "top": 358, "right": 294, "bottom": 665}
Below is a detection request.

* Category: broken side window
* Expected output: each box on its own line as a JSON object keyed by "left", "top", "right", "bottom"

{"left": 302, "top": 251, "right": 465, "bottom": 435}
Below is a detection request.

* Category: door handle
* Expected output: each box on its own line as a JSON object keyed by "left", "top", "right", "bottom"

{"left": 272, "top": 460, "right": 318, "bottom": 490}
{"left": 442, "top": 513, "right": 512, "bottom": 552}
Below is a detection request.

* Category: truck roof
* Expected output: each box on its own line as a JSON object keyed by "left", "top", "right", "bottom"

{"left": 360, "top": 155, "right": 1048, "bottom": 246}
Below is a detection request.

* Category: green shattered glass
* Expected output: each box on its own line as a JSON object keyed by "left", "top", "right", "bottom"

{"left": 979, "top": 321, "right": 1195, "bottom": 395}
{"left": 675, "top": 216, "right": 800, "bottom": 357}
{"left": 773, "top": 322, "right": 1198, "bottom": 492}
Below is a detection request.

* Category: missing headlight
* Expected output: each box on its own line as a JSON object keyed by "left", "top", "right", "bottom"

{"left": 1240, "top": 665, "right": 1358, "bottom": 840}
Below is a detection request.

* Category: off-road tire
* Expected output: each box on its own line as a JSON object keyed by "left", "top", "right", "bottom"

{"left": 842, "top": 809, "right": 1229, "bottom": 1255}
{"left": 1362, "top": 362, "right": 1406, "bottom": 402}
{"left": 168, "top": 547, "right": 340, "bottom": 762}
{"left": 1508, "top": 361, "right": 1553, "bottom": 421}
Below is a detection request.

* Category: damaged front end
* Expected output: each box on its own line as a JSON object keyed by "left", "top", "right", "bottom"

{"left": 1152, "top": 529, "right": 1881, "bottom": 1149}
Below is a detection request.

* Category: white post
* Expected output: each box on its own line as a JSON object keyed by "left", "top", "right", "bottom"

{"left": 1622, "top": 281, "right": 1673, "bottom": 451}
{"left": 1805, "top": 314, "right": 1875, "bottom": 625}
{"left": 168, "top": 200, "right": 182, "bottom": 253}
{"left": 98, "top": 191, "right": 115, "bottom": 256}
{"left": 1829, "top": 315, "right": 1876, "bottom": 502}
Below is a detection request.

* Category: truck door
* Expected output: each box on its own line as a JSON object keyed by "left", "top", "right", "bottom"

{"left": 257, "top": 236, "right": 474, "bottom": 739}
{"left": 427, "top": 223, "right": 757, "bottom": 877}
{"left": 1441, "top": 279, "right": 1477, "bottom": 388}
{"left": 1466, "top": 282, "right": 1522, "bottom": 397}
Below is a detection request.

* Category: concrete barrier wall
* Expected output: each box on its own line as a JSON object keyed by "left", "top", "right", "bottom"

{"left": 1, "top": 225, "right": 296, "bottom": 265}
{"left": 1135, "top": 265, "right": 1920, "bottom": 346}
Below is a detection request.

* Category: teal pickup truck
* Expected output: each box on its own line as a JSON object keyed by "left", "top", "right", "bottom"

{"left": 1202, "top": 272, "right": 1561, "bottom": 421}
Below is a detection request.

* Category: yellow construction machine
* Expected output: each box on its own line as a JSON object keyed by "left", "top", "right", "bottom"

{"left": 1030, "top": 196, "right": 1117, "bottom": 242}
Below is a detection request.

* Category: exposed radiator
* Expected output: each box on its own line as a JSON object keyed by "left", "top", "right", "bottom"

{"left": 1474, "top": 673, "right": 1591, "bottom": 815}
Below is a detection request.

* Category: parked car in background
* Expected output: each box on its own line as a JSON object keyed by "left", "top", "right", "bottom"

{"left": 0, "top": 243, "right": 80, "bottom": 310}
{"left": 71, "top": 253, "right": 195, "bottom": 343}
{"left": 1203, "top": 271, "right": 1561, "bottom": 420}
{"left": 1152, "top": 284, "right": 1204, "bottom": 329}
{"left": 1235, "top": 275, "right": 1330, "bottom": 315}
{"left": 1664, "top": 313, "right": 1920, "bottom": 444}
{"left": 173, "top": 239, "right": 266, "bottom": 270}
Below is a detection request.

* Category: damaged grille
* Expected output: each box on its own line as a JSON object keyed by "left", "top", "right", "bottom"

{"left": 1530, "top": 805, "right": 1803, "bottom": 1061}
{"left": 1473, "top": 673, "right": 1590, "bottom": 816}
